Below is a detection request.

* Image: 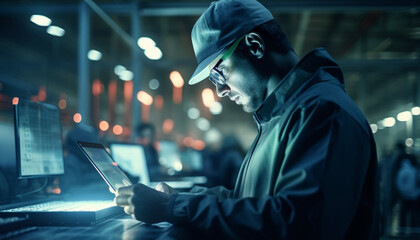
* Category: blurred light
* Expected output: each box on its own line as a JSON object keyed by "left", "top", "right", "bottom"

{"left": 137, "top": 91, "right": 153, "bottom": 106}
{"left": 92, "top": 79, "right": 104, "bottom": 96}
{"left": 205, "top": 128, "right": 222, "bottom": 144}
{"left": 169, "top": 71, "right": 184, "bottom": 88}
{"left": 73, "top": 113, "right": 82, "bottom": 123}
{"left": 406, "top": 138, "right": 414, "bottom": 147}
{"left": 149, "top": 79, "right": 160, "bottom": 90}
{"left": 370, "top": 124, "right": 378, "bottom": 134}
{"left": 154, "top": 95, "right": 164, "bottom": 110}
{"left": 183, "top": 137, "right": 194, "bottom": 147}
{"left": 46, "top": 25, "right": 65, "bottom": 37}
{"left": 202, "top": 88, "right": 215, "bottom": 108}
{"left": 412, "top": 106, "right": 420, "bottom": 115}
{"left": 38, "top": 86, "right": 46, "bottom": 101}
{"left": 12, "top": 97, "right": 19, "bottom": 105}
{"left": 173, "top": 161, "right": 183, "bottom": 171}
{"left": 397, "top": 111, "right": 411, "bottom": 121}
{"left": 137, "top": 37, "right": 156, "bottom": 50}
{"left": 112, "top": 162, "right": 118, "bottom": 166}
{"left": 114, "top": 65, "right": 126, "bottom": 76}
{"left": 197, "top": 117, "right": 210, "bottom": 131}
{"left": 144, "top": 46, "right": 163, "bottom": 60}
{"left": 209, "top": 102, "right": 223, "bottom": 115}
{"left": 377, "top": 120, "right": 384, "bottom": 130}
{"left": 58, "top": 99, "right": 67, "bottom": 109}
{"left": 113, "top": 125, "right": 123, "bottom": 135}
{"left": 119, "top": 70, "right": 133, "bottom": 81}
{"left": 162, "top": 119, "right": 174, "bottom": 134}
{"left": 187, "top": 108, "right": 200, "bottom": 120}
{"left": 99, "top": 120, "right": 109, "bottom": 132}
{"left": 383, "top": 117, "right": 395, "bottom": 127}
{"left": 30, "top": 14, "right": 51, "bottom": 26}
{"left": 87, "top": 49, "right": 102, "bottom": 61}
{"left": 192, "top": 140, "right": 206, "bottom": 151}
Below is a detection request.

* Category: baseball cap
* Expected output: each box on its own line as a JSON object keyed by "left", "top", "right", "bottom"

{"left": 188, "top": 0, "right": 274, "bottom": 85}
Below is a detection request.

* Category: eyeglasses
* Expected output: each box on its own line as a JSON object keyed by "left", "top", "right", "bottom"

{"left": 208, "top": 36, "right": 245, "bottom": 86}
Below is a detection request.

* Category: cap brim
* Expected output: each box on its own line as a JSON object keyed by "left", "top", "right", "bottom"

{"left": 188, "top": 48, "right": 224, "bottom": 85}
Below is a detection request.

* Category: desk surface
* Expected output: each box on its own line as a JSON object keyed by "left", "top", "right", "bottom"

{"left": 5, "top": 215, "right": 201, "bottom": 240}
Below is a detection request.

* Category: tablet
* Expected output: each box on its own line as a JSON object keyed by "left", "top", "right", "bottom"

{"left": 77, "top": 141, "right": 132, "bottom": 191}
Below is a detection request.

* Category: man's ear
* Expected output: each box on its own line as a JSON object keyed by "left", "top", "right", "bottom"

{"left": 244, "top": 32, "right": 265, "bottom": 59}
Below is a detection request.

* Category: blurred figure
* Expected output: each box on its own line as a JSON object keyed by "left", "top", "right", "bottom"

{"left": 59, "top": 124, "right": 103, "bottom": 194}
{"left": 394, "top": 144, "right": 420, "bottom": 234}
{"left": 135, "top": 123, "right": 161, "bottom": 181}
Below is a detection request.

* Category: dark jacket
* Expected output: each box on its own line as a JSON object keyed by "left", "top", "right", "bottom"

{"left": 168, "top": 48, "right": 379, "bottom": 239}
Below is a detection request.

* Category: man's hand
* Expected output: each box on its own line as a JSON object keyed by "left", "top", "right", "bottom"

{"left": 155, "top": 182, "right": 178, "bottom": 194}
{"left": 114, "top": 183, "right": 172, "bottom": 223}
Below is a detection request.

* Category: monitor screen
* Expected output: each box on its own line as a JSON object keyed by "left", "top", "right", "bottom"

{"left": 109, "top": 143, "right": 150, "bottom": 185}
{"left": 14, "top": 100, "right": 64, "bottom": 178}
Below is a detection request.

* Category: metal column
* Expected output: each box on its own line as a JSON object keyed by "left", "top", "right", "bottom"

{"left": 78, "top": 1, "right": 90, "bottom": 124}
{"left": 131, "top": 0, "right": 141, "bottom": 141}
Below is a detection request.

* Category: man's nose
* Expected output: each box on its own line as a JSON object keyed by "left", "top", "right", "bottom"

{"left": 216, "top": 84, "right": 230, "bottom": 97}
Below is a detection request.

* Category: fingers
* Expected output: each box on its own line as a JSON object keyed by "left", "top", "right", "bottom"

{"left": 115, "top": 194, "right": 132, "bottom": 206}
{"left": 155, "top": 182, "right": 177, "bottom": 194}
{"left": 116, "top": 185, "right": 134, "bottom": 196}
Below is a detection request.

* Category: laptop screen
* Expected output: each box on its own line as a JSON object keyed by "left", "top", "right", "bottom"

{"left": 14, "top": 99, "right": 64, "bottom": 178}
{"left": 109, "top": 143, "right": 150, "bottom": 185}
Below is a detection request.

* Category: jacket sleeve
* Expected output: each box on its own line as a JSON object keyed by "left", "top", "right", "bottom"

{"left": 167, "top": 100, "right": 375, "bottom": 239}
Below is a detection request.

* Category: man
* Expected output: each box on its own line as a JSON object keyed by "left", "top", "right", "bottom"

{"left": 114, "top": 0, "right": 379, "bottom": 239}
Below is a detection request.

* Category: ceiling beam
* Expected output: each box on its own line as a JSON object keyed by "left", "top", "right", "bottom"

{"left": 0, "top": 1, "right": 419, "bottom": 16}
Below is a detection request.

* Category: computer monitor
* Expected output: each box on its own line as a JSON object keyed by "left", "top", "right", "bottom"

{"left": 14, "top": 99, "right": 64, "bottom": 178}
{"left": 109, "top": 143, "right": 150, "bottom": 185}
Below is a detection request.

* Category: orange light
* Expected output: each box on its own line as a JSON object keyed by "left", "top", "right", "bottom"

{"left": 169, "top": 71, "right": 184, "bottom": 88}
{"left": 51, "top": 187, "right": 61, "bottom": 195}
{"left": 202, "top": 88, "right": 215, "bottom": 108}
{"left": 58, "top": 99, "right": 67, "bottom": 109}
{"left": 155, "top": 95, "right": 164, "bottom": 110}
{"left": 162, "top": 119, "right": 174, "bottom": 134}
{"left": 92, "top": 79, "right": 104, "bottom": 96}
{"left": 73, "top": 113, "right": 82, "bottom": 123}
{"left": 38, "top": 86, "right": 46, "bottom": 101}
{"left": 183, "top": 137, "right": 194, "bottom": 147}
{"left": 112, "top": 162, "right": 118, "bottom": 166}
{"left": 137, "top": 91, "right": 153, "bottom": 106}
{"left": 12, "top": 97, "right": 19, "bottom": 105}
{"left": 99, "top": 120, "right": 109, "bottom": 131}
{"left": 113, "top": 125, "right": 123, "bottom": 135}
{"left": 192, "top": 140, "right": 206, "bottom": 151}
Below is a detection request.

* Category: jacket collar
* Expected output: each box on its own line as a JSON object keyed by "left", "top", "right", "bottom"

{"left": 254, "top": 48, "right": 343, "bottom": 124}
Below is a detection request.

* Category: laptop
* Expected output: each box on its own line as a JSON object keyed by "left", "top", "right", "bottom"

{"left": 0, "top": 100, "right": 121, "bottom": 226}
{"left": 109, "top": 142, "right": 204, "bottom": 189}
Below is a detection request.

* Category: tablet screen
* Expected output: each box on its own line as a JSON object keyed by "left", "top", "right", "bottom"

{"left": 78, "top": 142, "right": 132, "bottom": 191}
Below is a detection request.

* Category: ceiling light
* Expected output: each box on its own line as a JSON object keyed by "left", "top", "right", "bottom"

{"left": 169, "top": 71, "right": 184, "bottom": 88}
{"left": 202, "top": 88, "right": 215, "bottom": 108}
{"left": 370, "top": 124, "right": 378, "bottom": 134}
{"left": 412, "top": 106, "right": 420, "bottom": 115}
{"left": 30, "top": 14, "right": 51, "bottom": 26}
{"left": 397, "top": 111, "right": 412, "bottom": 121}
{"left": 46, "top": 25, "right": 65, "bottom": 37}
{"left": 119, "top": 70, "right": 133, "bottom": 81}
{"left": 87, "top": 50, "right": 102, "bottom": 61}
{"left": 144, "top": 46, "right": 163, "bottom": 60}
{"left": 137, "top": 37, "right": 156, "bottom": 50}
{"left": 114, "top": 65, "right": 126, "bottom": 76}
{"left": 383, "top": 117, "right": 395, "bottom": 127}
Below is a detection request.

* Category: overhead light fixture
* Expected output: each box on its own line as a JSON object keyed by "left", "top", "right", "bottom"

{"left": 412, "top": 106, "right": 420, "bottom": 115}
{"left": 144, "top": 46, "right": 163, "bottom": 60}
{"left": 46, "top": 25, "right": 65, "bottom": 37}
{"left": 87, "top": 50, "right": 102, "bottom": 61}
{"left": 383, "top": 117, "right": 395, "bottom": 127}
{"left": 119, "top": 70, "right": 133, "bottom": 81}
{"left": 30, "top": 14, "right": 51, "bottom": 26}
{"left": 114, "top": 65, "right": 126, "bottom": 76}
{"left": 137, "top": 37, "right": 156, "bottom": 50}
{"left": 397, "top": 111, "right": 411, "bottom": 122}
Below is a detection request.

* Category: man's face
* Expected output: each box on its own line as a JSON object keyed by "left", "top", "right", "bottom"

{"left": 213, "top": 53, "right": 267, "bottom": 113}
